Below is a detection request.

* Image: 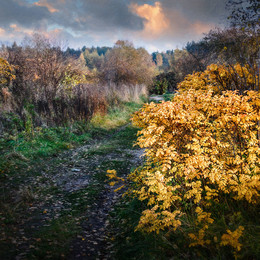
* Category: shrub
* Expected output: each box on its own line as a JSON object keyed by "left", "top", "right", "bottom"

{"left": 178, "top": 63, "right": 258, "bottom": 94}
{"left": 129, "top": 77, "right": 260, "bottom": 258}
{"left": 0, "top": 58, "right": 15, "bottom": 88}
{"left": 150, "top": 71, "right": 177, "bottom": 95}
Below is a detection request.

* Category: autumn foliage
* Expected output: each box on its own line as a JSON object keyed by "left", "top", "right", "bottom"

{"left": 129, "top": 64, "right": 260, "bottom": 258}
{"left": 0, "top": 58, "right": 15, "bottom": 88}
{"left": 178, "top": 63, "right": 258, "bottom": 94}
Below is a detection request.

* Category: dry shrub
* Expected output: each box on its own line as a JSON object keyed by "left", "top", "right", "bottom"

{"left": 33, "top": 83, "right": 108, "bottom": 125}
{"left": 1, "top": 35, "right": 86, "bottom": 118}
{"left": 0, "top": 87, "right": 13, "bottom": 111}
{"left": 0, "top": 36, "right": 148, "bottom": 128}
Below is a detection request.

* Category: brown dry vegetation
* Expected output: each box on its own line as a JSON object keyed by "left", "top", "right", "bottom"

{"left": 0, "top": 35, "right": 153, "bottom": 131}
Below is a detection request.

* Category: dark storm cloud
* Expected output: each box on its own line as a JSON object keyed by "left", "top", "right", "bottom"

{"left": 0, "top": 0, "right": 228, "bottom": 33}
{"left": 33, "top": 0, "right": 145, "bottom": 32}
{"left": 79, "top": 0, "right": 145, "bottom": 31}
{"left": 0, "top": 0, "right": 145, "bottom": 32}
{"left": 0, "top": 0, "right": 50, "bottom": 28}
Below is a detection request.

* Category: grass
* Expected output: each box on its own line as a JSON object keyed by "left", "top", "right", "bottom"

{"left": 21, "top": 124, "right": 141, "bottom": 259}
{"left": 109, "top": 194, "right": 260, "bottom": 259}
{"left": 109, "top": 198, "right": 163, "bottom": 260}
{"left": 0, "top": 99, "right": 144, "bottom": 259}
{"left": 2, "top": 95, "right": 258, "bottom": 259}
{"left": 0, "top": 99, "right": 144, "bottom": 175}
{"left": 0, "top": 101, "right": 143, "bottom": 177}
{"left": 163, "top": 92, "right": 175, "bottom": 101}
{"left": 28, "top": 217, "right": 80, "bottom": 259}
{"left": 90, "top": 101, "right": 143, "bottom": 130}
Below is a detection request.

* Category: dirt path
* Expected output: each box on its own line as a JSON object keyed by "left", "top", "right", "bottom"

{"left": 149, "top": 95, "right": 164, "bottom": 102}
{"left": 0, "top": 124, "right": 143, "bottom": 259}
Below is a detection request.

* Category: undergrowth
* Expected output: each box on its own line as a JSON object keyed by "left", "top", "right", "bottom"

{"left": 0, "top": 100, "right": 144, "bottom": 178}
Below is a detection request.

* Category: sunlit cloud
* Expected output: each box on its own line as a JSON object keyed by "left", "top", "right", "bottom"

{"left": 130, "top": 2, "right": 169, "bottom": 38}
{"left": 10, "top": 24, "right": 21, "bottom": 32}
{"left": 0, "top": 27, "right": 5, "bottom": 36}
{"left": 127, "top": 1, "right": 219, "bottom": 51}
{"left": 34, "top": 0, "right": 58, "bottom": 13}
{"left": 9, "top": 24, "right": 34, "bottom": 36}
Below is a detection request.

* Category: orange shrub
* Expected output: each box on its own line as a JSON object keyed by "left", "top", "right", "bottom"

{"left": 178, "top": 63, "right": 258, "bottom": 94}
{"left": 129, "top": 88, "right": 260, "bottom": 257}
{"left": 0, "top": 57, "right": 15, "bottom": 88}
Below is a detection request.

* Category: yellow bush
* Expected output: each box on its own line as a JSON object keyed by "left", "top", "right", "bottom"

{"left": 0, "top": 58, "right": 15, "bottom": 88}
{"left": 178, "top": 63, "right": 258, "bottom": 94}
{"left": 129, "top": 87, "right": 260, "bottom": 256}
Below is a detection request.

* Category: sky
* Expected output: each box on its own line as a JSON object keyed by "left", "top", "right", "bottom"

{"left": 0, "top": 0, "right": 229, "bottom": 52}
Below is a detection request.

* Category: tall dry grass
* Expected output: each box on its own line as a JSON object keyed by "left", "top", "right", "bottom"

{"left": 102, "top": 83, "right": 148, "bottom": 104}
{"left": 0, "top": 82, "right": 148, "bottom": 134}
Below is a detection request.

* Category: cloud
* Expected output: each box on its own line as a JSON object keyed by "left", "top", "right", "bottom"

{"left": 34, "top": 0, "right": 59, "bottom": 13}
{"left": 30, "top": 0, "right": 145, "bottom": 32}
{"left": 0, "top": 0, "right": 50, "bottom": 28}
{"left": 0, "top": 0, "right": 228, "bottom": 51}
{"left": 129, "top": 1, "right": 220, "bottom": 51}
{"left": 193, "top": 22, "right": 214, "bottom": 35}
{"left": 130, "top": 2, "right": 169, "bottom": 38}
{"left": 161, "top": 0, "right": 227, "bottom": 24}
{"left": 0, "top": 27, "right": 5, "bottom": 36}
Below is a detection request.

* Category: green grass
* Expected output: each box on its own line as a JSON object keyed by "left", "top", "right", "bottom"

{"left": 113, "top": 124, "right": 140, "bottom": 148}
{"left": 109, "top": 177, "right": 260, "bottom": 260}
{"left": 109, "top": 198, "right": 172, "bottom": 260}
{"left": 0, "top": 128, "right": 90, "bottom": 178}
{"left": 26, "top": 123, "right": 142, "bottom": 258}
{"left": 0, "top": 101, "right": 143, "bottom": 177}
{"left": 90, "top": 101, "right": 143, "bottom": 130}
{"left": 0, "top": 100, "right": 144, "bottom": 259}
{"left": 163, "top": 92, "right": 175, "bottom": 101}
